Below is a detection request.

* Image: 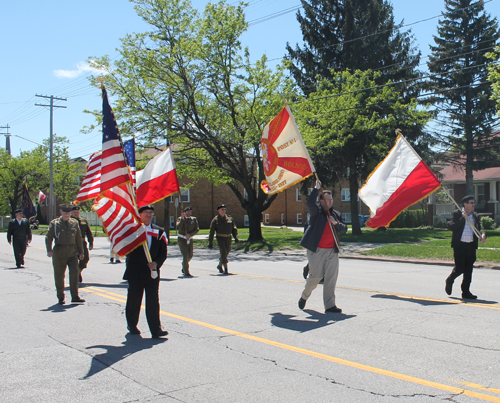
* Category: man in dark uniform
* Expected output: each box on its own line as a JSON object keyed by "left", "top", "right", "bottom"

{"left": 71, "top": 205, "right": 94, "bottom": 283}
{"left": 123, "top": 205, "right": 168, "bottom": 338}
{"left": 176, "top": 206, "right": 199, "bottom": 277}
{"left": 445, "top": 195, "right": 486, "bottom": 299}
{"left": 208, "top": 204, "right": 239, "bottom": 274}
{"left": 45, "top": 204, "right": 85, "bottom": 304}
{"left": 7, "top": 208, "right": 32, "bottom": 268}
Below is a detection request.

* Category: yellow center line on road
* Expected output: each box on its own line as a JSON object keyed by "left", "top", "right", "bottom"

{"left": 82, "top": 284, "right": 500, "bottom": 402}
{"left": 235, "top": 273, "right": 500, "bottom": 310}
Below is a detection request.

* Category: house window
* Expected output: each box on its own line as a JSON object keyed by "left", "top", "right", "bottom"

{"left": 342, "top": 213, "right": 352, "bottom": 223}
{"left": 169, "top": 188, "right": 190, "bottom": 203}
{"left": 170, "top": 216, "right": 175, "bottom": 229}
{"left": 281, "top": 214, "right": 284, "bottom": 225}
{"left": 244, "top": 215, "right": 249, "bottom": 227}
{"left": 265, "top": 214, "right": 270, "bottom": 224}
{"left": 341, "top": 189, "right": 350, "bottom": 202}
{"left": 296, "top": 189, "right": 302, "bottom": 202}
{"left": 474, "top": 183, "right": 485, "bottom": 204}
{"left": 297, "top": 213, "right": 302, "bottom": 225}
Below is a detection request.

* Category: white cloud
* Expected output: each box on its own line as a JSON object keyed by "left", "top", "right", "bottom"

{"left": 53, "top": 61, "right": 107, "bottom": 79}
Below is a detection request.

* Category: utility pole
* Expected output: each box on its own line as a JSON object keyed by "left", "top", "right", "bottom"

{"left": 35, "top": 94, "right": 67, "bottom": 222}
{"left": 0, "top": 124, "right": 11, "bottom": 155}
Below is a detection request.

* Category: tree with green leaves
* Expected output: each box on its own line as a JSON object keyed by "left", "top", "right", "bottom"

{"left": 294, "top": 70, "right": 431, "bottom": 234}
{"left": 88, "top": 0, "right": 297, "bottom": 241}
{"left": 427, "top": 0, "right": 500, "bottom": 195}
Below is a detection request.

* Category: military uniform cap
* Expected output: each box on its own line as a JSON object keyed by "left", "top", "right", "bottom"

{"left": 71, "top": 205, "right": 80, "bottom": 211}
{"left": 184, "top": 206, "right": 192, "bottom": 212}
{"left": 138, "top": 205, "right": 154, "bottom": 213}
{"left": 217, "top": 204, "right": 226, "bottom": 210}
{"left": 462, "top": 195, "right": 475, "bottom": 203}
{"left": 59, "top": 204, "right": 73, "bottom": 212}
{"left": 14, "top": 208, "right": 22, "bottom": 214}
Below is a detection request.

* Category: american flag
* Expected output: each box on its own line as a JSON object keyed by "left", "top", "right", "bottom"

{"left": 124, "top": 139, "right": 136, "bottom": 189}
{"left": 101, "top": 87, "right": 130, "bottom": 192}
{"left": 75, "top": 151, "right": 102, "bottom": 203}
{"left": 94, "top": 195, "right": 147, "bottom": 257}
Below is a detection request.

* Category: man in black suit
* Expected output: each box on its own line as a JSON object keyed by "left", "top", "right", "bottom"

{"left": 445, "top": 195, "right": 487, "bottom": 299}
{"left": 123, "top": 205, "right": 168, "bottom": 338}
{"left": 7, "top": 208, "right": 32, "bottom": 268}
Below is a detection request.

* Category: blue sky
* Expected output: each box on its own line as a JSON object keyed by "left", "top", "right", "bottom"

{"left": 1, "top": 0, "right": 499, "bottom": 160}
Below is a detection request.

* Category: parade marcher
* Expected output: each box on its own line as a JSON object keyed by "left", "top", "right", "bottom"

{"left": 298, "top": 181, "right": 347, "bottom": 313}
{"left": 45, "top": 204, "right": 85, "bottom": 304}
{"left": 123, "top": 205, "right": 168, "bottom": 338}
{"left": 445, "top": 195, "right": 487, "bottom": 299}
{"left": 208, "top": 204, "right": 239, "bottom": 274}
{"left": 71, "top": 205, "right": 94, "bottom": 283}
{"left": 7, "top": 208, "right": 32, "bottom": 268}
{"left": 176, "top": 206, "right": 199, "bottom": 277}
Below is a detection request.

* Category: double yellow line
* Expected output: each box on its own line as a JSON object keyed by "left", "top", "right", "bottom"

{"left": 83, "top": 284, "right": 500, "bottom": 402}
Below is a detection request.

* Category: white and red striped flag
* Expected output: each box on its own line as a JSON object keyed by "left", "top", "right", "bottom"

{"left": 38, "top": 190, "right": 46, "bottom": 204}
{"left": 136, "top": 146, "right": 180, "bottom": 207}
{"left": 358, "top": 134, "right": 441, "bottom": 228}
{"left": 75, "top": 151, "right": 102, "bottom": 203}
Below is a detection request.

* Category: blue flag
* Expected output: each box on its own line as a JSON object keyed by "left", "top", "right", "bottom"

{"left": 123, "top": 138, "right": 136, "bottom": 188}
{"left": 22, "top": 184, "right": 37, "bottom": 220}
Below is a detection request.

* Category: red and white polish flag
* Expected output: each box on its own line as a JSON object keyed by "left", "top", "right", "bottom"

{"left": 358, "top": 134, "right": 441, "bottom": 228}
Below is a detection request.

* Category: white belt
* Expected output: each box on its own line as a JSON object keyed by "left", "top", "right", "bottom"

{"left": 178, "top": 234, "right": 192, "bottom": 244}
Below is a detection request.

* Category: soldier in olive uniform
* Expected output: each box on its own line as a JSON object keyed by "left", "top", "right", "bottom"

{"left": 176, "top": 206, "right": 199, "bottom": 277}
{"left": 45, "top": 204, "right": 85, "bottom": 305}
{"left": 208, "top": 204, "right": 239, "bottom": 274}
{"left": 71, "top": 205, "right": 94, "bottom": 283}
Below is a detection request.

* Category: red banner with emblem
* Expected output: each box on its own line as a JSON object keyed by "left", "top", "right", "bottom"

{"left": 260, "top": 106, "right": 315, "bottom": 195}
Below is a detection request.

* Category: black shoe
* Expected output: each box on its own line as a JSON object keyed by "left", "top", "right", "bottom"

{"left": 152, "top": 329, "right": 168, "bottom": 338}
{"left": 110, "top": 258, "right": 114, "bottom": 263}
{"left": 127, "top": 326, "right": 141, "bottom": 335}
{"left": 184, "top": 272, "right": 193, "bottom": 277}
{"left": 71, "top": 297, "right": 86, "bottom": 303}
{"left": 462, "top": 293, "right": 477, "bottom": 300}
{"left": 325, "top": 306, "right": 342, "bottom": 313}
{"left": 58, "top": 298, "right": 65, "bottom": 305}
{"left": 217, "top": 265, "right": 223, "bottom": 273}
{"left": 445, "top": 279, "right": 453, "bottom": 295}
{"left": 298, "top": 298, "right": 306, "bottom": 310}
{"left": 116, "top": 260, "right": 121, "bottom": 263}
{"left": 224, "top": 267, "right": 228, "bottom": 275}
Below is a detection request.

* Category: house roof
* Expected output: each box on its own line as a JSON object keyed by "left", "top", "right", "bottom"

{"left": 440, "top": 164, "right": 500, "bottom": 183}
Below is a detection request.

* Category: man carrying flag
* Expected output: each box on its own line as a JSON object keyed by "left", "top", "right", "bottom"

{"left": 298, "top": 180, "right": 347, "bottom": 314}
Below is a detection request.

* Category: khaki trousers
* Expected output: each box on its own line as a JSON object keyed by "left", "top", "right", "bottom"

{"left": 301, "top": 248, "right": 339, "bottom": 309}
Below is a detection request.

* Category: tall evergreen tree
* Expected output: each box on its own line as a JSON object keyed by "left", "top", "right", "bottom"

{"left": 427, "top": 0, "right": 500, "bottom": 195}
{"left": 286, "top": 0, "right": 425, "bottom": 233}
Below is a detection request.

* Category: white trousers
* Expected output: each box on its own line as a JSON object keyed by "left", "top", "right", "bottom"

{"left": 301, "top": 248, "right": 339, "bottom": 309}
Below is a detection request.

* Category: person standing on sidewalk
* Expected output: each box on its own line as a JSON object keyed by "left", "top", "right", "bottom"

{"left": 45, "top": 204, "right": 85, "bottom": 305}
{"left": 7, "top": 208, "right": 32, "bottom": 268}
{"left": 176, "top": 206, "right": 199, "bottom": 277}
{"left": 298, "top": 181, "right": 347, "bottom": 313}
{"left": 445, "top": 195, "right": 486, "bottom": 299}
{"left": 208, "top": 204, "right": 239, "bottom": 274}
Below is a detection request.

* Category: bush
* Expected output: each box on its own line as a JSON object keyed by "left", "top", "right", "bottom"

{"left": 481, "top": 216, "right": 497, "bottom": 230}
{"left": 433, "top": 218, "right": 448, "bottom": 229}
{"left": 390, "top": 209, "right": 428, "bottom": 228}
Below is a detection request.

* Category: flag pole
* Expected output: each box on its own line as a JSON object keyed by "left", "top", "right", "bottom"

{"left": 440, "top": 186, "right": 482, "bottom": 239}
{"left": 314, "top": 173, "right": 342, "bottom": 252}
{"left": 126, "top": 180, "right": 153, "bottom": 264}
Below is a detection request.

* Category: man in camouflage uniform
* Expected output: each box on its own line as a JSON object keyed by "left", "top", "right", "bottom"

{"left": 208, "top": 204, "right": 239, "bottom": 274}
{"left": 45, "top": 204, "right": 85, "bottom": 305}
{"left": 71, "top": 205, "right": 94, "bottom": 283}
{"left": 176, "top": 206, "right": 199, "bottom": 277}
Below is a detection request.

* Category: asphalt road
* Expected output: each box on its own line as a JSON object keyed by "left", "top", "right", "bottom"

{"left": 1, "top": 235, "right": 500, "bottom": 403}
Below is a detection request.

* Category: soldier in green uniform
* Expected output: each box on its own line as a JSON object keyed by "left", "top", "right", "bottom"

{"left": 71, "top": 205, "right": 94, "bottom": 283}
{"left": 208, "top": 204, "right": 239, "bottom": 274}
{"left": 176, "top": 206, "right": 199, "bottom": 277}
{"left": 45, "top": 204, "right": 85, "bottom": 305}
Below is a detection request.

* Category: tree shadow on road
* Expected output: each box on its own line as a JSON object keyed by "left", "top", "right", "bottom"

{"left": 270, "top": 310, "right": 356, "bottom": 333}
{"left": 82, "top": 333, "right": 167, "bottom": 379}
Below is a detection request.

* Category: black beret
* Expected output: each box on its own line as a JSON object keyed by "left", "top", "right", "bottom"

{"left": 217, "top": 204, "right": 226, "bottom": 210}
{"left": 462, "top": 195, "right": 475, "bottom": 203}
{"left": 14, "top": 208, "right": 22, "bottom": 214}
{"left": 71, "top": 205, "right": 80, "bottom": 211}
{"left": 138, "top": 205, "right": 154, "bottom": 213}
{"left": 183, "top": 206, "right": 192, "bottom": 212}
